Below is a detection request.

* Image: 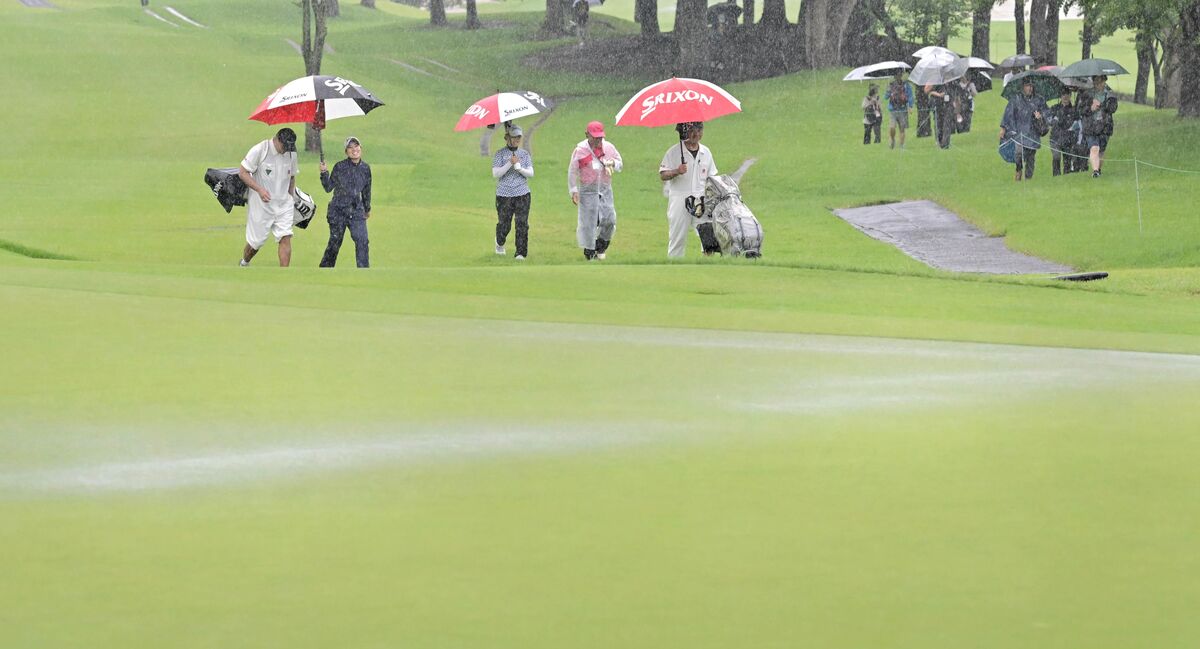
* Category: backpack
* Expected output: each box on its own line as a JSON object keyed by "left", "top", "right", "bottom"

{"left": 888, "top": 82, "right": 908, "bottom": 109}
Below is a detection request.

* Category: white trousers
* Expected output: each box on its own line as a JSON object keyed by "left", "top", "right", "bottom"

{"left": 666, "top": 194, "right": 709, "bottom": 258}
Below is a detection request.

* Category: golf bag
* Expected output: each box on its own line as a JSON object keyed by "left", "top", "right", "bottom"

{"left": 204, "top": 167, "right": 316, "bottom": 229}
{"left": 703, "top": 174, "right": 762, "bottom": 258}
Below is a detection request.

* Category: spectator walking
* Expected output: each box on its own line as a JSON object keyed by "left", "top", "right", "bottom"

{"left": 954, "top": 76, "right": 978, "bottom": 133}
{"left": 915, "top": 85, "right": 933, "bottom": 138}
{"left": 1046, "top": 90, "right": 1079, "bottom": 176}
{"left": 1078, "top": 75, "right": 1117, "bottom": 178}
{"left": 238, "top": 128, "right": 299, "bottom": 267}
{"left": 886, "top": 72, "right": 914, "bottom": 149}
{"left": 926, "top": 82, "right": 954, "bottom": 149}
{"left": 862, "top": 84, "right": 882, "bottom": 145}
{"left": 999, "top": 78, "right": 1049, "bottom": 181}
{"left": 659, "top": 122, "right": 719, "bottom": 258}
{"left": 318, "top": 136, "right": 372, "bottom": 268}
{"left": 568, "top": 121, "right": 623, "bottom": 260}
{"left": 492, "top": 126, "right": 534, "bottom": 259}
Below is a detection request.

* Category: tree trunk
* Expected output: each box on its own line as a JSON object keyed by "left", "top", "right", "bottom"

{"left": 326, "top": 0, "right": 340, "bottom": 17}
{"left": 430, "top": 0, "right": 446, "bottom": 25}
{"left": 760, "top": 0, "right": 788, "bottom": 29}
{"left": 635, "top": 0, "right": 660, "bottom": 35}
{"left": 1044, "top": 0, "right": 1059, "bottom": 65}
{"left": 1028, "top": 0, "right": 1047, "bottom": 64}
{"left": 465, "top": 0, "right": 480, "bottom": 28}
{"left": 361, "top": 0, "right": 376, "bottom": 7}
{"left": 1014, "top": 0, "right": 1026, "bottom": 55}
{"left": 301, "top": 0, "right": 329, "bottom": 155}
{"left": 1080, "top": 0, "right": 1095, "bottom": 59}
{"left": 1134, "top": 30, "right": 1153, "bottom": 104}
{"left": 541, "top": 0, "right": 564, "bottom": 35}
{"left": 868, "top": 0, "right": 902, "bottom": 58}
{"left": 971, "top": 0, "right": 991, "bottom": 61}
{"left": 744, "top": 0, "right": 755, "bottom": 26}
{"left": 675, "top": 0, "right": 709, "bottom": 77}
{"left": 1179, "top": 0, "right": 1200, "bottom": 117}
{"left": 802, "top": 0, "right": 861, "bottom": 69}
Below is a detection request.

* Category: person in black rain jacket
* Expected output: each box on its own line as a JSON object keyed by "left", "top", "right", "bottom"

{"left": 318, "top": 136, "right": 373, "bottom": 268}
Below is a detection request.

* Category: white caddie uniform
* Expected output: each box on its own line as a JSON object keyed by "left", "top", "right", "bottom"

{"left": 241, "top": 139, "right": 298, "bottom": 249}
{"left": 659, "top": 143, "right": 717, "bottom": 258}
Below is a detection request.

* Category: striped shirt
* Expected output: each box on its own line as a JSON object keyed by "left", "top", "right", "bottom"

{"left": 493, "top": 147, "right": 533, "bottom": 198}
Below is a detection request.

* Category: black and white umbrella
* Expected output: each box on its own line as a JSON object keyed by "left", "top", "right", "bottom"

{"left": 249, "top": 75, "right": 384, "bottom": 126}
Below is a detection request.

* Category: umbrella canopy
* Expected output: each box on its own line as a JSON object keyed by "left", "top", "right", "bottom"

{"left": 998, "top": 54, "right": 1036, "bottom": 69}
{"left": 1041, "top": 66, "right": 1091, "bottom": 89}
{"left": 1059, "top": 58, "right": 1130, "bottom": 78}
{"left": 969, "top": 69, "right": 993, "bottom": 93}
{"left": 912, "top": 45, "right": 956, "bottom": 59}
{"left": 966, "top": 57, "right": 994, "bottom": 70}
{"left": 909, "top": 53, "right": 969, "bottom": 86}
{"left": 249, "top": 75, "right": 383, "bottom": 125}
{"left": 614, "top": 77, "right": 742, "bottom": 128}
{"left": 1001, "top": 70, "right": 1065, "bottom": 100}
{"left": 843, "top": 61, "right": 911, "bottom": 81}
{"left": 454, "top": 91, "right": 552, "bottom": 131}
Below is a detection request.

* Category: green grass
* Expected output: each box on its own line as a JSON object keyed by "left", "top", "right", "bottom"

{"left": 2, "top": 2, "right": 1200, "bottom": 647}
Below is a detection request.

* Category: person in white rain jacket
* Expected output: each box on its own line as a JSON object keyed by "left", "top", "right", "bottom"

{"left": 659, "top": 122, "right": 719, "bottom": 258}
{"left": 567, "top": 121, "right": 623, "bottom": 260}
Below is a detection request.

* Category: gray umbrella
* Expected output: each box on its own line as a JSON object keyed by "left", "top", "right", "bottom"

{"left": 999, "top": 54, "right": 1036, "bottom": 69}
{"left": 1060, "top": 58, "right": 1130, "bottom": 77}
{"left": 909, "top": 53, "right": 969, "bottom": 86}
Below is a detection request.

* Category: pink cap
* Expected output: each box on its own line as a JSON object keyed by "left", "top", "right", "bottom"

{"left": 586, "top": 121, "right": 605, "bottom": 138}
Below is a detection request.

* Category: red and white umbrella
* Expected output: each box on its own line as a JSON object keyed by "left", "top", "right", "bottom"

{"left": 613, "top": 77, "right": 742, "bottom": 128}
{"left": 249, "top": 75, "right": 384, "bottom": 126}
{"left": 454, "top": 91, "right": 553, "bottom": 131}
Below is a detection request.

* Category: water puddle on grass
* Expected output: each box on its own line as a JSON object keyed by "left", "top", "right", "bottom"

{"left": 0, "top": 424, "right": 658, "bottom": 495}
{"left": 4, "top": 319, "right": 1199, "bottom": 496}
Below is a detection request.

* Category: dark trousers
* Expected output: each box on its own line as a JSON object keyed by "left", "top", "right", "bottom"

{"left": 863, "top": 121, "right": 881, "bottom": 144}
{"left": 319, "top": 210, "right": 369, "bottom": 268}
{"left": 1015, "top": 145, "right": 1037, "bottom": 179}
{"left": 956, "top": 110, "right": 973, "bottom": 133}
{"left": 496, "top": 193, "right": 531, "bottom": 257}
{"left": 935, "top": 106, "right": 953, "bottom": 149}
{"left": 1051, "top": 142, "right": 1077, "bottom": 176}
{"left": 916, "top": 108, "right": 932, "bottom": 137}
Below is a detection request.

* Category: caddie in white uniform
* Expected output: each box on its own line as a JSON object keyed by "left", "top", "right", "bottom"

{"left": 659, "top": 122, "right": 719, "bottom": 258}
{"left": 238, "top": 127, "right": 299, "bottom": 267}
{"left": 567, "top": 120, "right": 623, "bottom": 261}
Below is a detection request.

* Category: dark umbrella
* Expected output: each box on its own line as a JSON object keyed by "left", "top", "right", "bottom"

{"left": 1001, "top": 70, "right": 1065, "bottom": 101}
{"left": 969, "top": 69, "right": 993, "bottom": 93}
{"left": 1041, "top": 66, "right": 1091, "bottom": 89}
{"left": 1059, "top": 58, "right": 1130, "bottom": 78}
{"left": 999, "top": 54, "right": 1036, "bottom": 69}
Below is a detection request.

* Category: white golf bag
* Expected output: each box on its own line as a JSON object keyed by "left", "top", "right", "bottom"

{"left": 704, "top": 174, "right": 762, "bottom": 258}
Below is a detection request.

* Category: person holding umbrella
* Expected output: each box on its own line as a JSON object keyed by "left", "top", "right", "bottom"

{"left": 317, "top": 136, "right": 372, "bottom": 268}
{"left": 999, "top": 77, "right": 1050, "bottom": 181}
{"left": 238, "top": 128, "right": 299, "bottom": 267}
{"left": 659, "top": 122, "right": 720, "bottom": 258}
{"left": 568, "top": 121, "right": 623, "bottom": 260}
{"left": 862, "top": 84, "right": 883, "bottom": 145}
{"left": 491, "top": 126, "right": 534, "bottom": 259}
{"left": 1078, "top": 75, "right": 1118, "bottom": 178}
